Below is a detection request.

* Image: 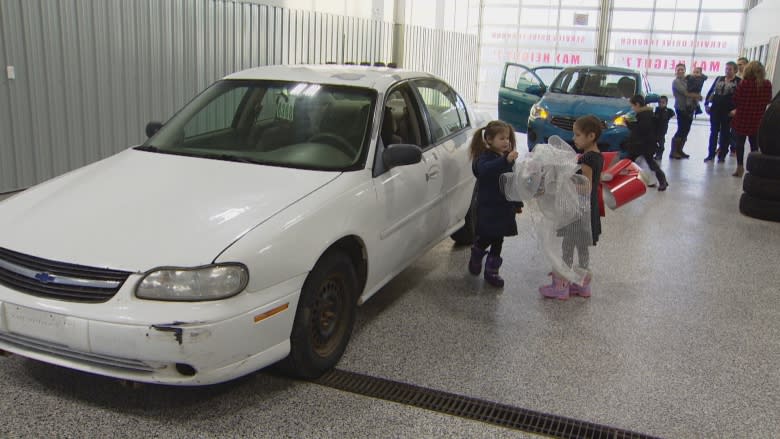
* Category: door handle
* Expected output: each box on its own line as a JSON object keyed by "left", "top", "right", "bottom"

{"left": 501, "top": 99, "right": 514, "bottom": 105}
{"left": 425, "top": 168, "right": 440, "bottom": 181}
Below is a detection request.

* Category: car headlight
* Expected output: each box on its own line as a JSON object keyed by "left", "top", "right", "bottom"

{"left": 530, "top": 105, "right": 550, "bottom": 120}
{"left": 136, "top": 264, "right": 249, "bottom": 301}
{"left": 612, "top": 115, "right": 627, "bottom": 126}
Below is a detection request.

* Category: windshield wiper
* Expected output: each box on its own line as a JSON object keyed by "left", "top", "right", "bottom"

{"left": 549, "top": 87, "right": 566, "bottom": 94}
{"left": 203, "top": 153, "right": 264, "bottom": 165}
{"left": 577, "top": 92, "right": 607, "bottom": 97}
{"left": 134, "top": 145, "right": 159, "bottom": 152}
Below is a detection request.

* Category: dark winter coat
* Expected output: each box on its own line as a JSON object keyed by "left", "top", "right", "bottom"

{"left": 624, "top": 107, "right": 657, "bottom": 156}
{"left": 472, "top": 150, "right": 521, "bottom": 238}
{"left": 654, "top": 107, "right": 675, "bottom": 137}
{"left": 704, "top": 75, "right": 740, "bottom": 115}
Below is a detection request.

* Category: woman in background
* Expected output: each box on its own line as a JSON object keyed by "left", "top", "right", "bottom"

{"left": 730, "top": 61, "right": 773, "bottom": 177}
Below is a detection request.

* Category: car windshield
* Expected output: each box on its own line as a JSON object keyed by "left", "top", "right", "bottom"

{"left": 140, "top": 80, "right": 375, "bottom": 171}
{"left": 549, "top": 69, "right": 639, "bottom": 99}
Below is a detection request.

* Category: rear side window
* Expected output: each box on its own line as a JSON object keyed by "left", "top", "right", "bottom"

{"left": 413, "top": 79, "right": 470, "bottom": 144}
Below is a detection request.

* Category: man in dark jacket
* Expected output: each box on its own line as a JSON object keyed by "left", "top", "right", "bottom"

{"left": 704, "top": 61, "right": 740, "bottom": 162}
{"left": 625, "top": 95, "right": 668, "bottom": 191}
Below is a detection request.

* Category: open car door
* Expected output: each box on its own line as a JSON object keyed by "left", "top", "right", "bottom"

{"left": 498, "top": 63, "right": 562, "bottom": 133}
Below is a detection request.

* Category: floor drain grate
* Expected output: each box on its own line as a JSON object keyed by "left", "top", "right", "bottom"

{"left": 315, "top": 369, "right": 663, "bottom": 439}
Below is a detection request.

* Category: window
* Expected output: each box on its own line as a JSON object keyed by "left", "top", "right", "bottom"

{"left": 550, "top": 69, "right": 639, "bottom": 98}
{"left": 146, "top": 80, "right": 375, "bottom": 171}
{"left": 184, "top": 86, "right": 248, "bottom": 138}
{"left": 414, "top": 80, "right": 468, "bottom": 144}
{"left": 504, "top": 64, "right": 543, "bottom": 91}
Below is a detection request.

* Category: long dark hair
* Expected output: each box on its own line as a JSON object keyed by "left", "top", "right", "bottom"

{"left": 469, "top": 120, "right": 516, "bottom": 160}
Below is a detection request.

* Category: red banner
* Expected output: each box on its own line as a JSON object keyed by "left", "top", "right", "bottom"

{"left": 617, "top": 37, "right": 730, "bottom": 49}
{"left": 622, "top": 56, "right": 722, "bottom": 72}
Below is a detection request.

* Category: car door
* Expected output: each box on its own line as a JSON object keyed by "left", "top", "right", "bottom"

{"left": 411, "top": 79, "right": 474, "bottom": 236}
{"left": 372, "top": 85, "right": 443, "bottom": 278}
{"left": 498, "top": 63, "right": 562, "bottom": 133}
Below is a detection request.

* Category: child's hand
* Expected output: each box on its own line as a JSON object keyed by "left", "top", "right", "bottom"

{"left": 506, "top": 150, "right": 519, "bottom": 163}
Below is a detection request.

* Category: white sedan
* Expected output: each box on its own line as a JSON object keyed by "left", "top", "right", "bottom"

{"left": 0, "top": 65, "right": 484, "bottom": 385}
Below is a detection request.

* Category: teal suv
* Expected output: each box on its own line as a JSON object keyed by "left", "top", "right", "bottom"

{"left": 498, "top": 63, "right": 658, "bottom": 151}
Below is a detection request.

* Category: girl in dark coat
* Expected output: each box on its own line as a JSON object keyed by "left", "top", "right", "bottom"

{"left": 467, "top": 120, "right": 522, "bottom": 287}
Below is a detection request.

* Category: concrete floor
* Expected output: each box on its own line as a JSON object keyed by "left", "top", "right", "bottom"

{"left": 1, "top": 121, "right": 779, "bottom": 438}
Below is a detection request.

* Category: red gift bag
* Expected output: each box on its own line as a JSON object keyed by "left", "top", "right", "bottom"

{"left": 601, "top": 158, "right": 647, "bottom": 210}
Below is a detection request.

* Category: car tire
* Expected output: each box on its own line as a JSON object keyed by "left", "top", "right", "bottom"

{"left": 745, "top": 152, "right": 780, "bottom": 179}
{"left": 743, "top": 172, "right": 780, "bottom": 201}
{"left": 739, "top": 192, "right": 780, "bottom": 222}
{"left": 278, "top": 250, "right": 358, "bottom": 379}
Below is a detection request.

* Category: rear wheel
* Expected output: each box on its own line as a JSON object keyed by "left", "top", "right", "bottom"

{"left": 279, "top": 250, "right": 358, "bottom": 378}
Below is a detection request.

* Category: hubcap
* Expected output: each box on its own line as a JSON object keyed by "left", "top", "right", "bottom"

{"left": 310, "top": 274, "right": 346, "bottom": 357}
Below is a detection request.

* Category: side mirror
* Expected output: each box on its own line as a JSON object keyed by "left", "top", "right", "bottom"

{"left": 146, "top": 121, "right": 163, "bottom": 138}
{"left": 645, "top": 93, "right": 660, "bottom": 104}
{"left": 526, "top": 84, "right": 545, "bottom": 97}
{"left": 382, "top": 144, "right": 422, "bottom": 169}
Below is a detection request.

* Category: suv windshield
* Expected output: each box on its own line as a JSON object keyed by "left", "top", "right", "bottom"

{"left": 140, "top": 80, "right": 375, "bottom": 171}
{"left": 549, "top": 69, "right": 639, "bottom": 99}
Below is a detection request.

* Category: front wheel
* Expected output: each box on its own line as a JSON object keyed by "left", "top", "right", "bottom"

{"left": 279, "top": 250, "right": 358, "bottom": 378}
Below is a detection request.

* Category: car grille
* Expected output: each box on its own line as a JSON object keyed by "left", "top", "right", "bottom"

{"left": 0, "top": 247, "right": 131, "bottom": 303}
{"left": 550, "top": 116, "right": 576, "bottom": 131}
{"left": 0, "top": 331, "right": 156, "bottom": 373}
{"left": 550, "top": 116, "right": 608, "bottom": 132}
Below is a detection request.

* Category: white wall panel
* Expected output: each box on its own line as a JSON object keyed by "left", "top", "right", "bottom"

{"left": 3, "top": 0, "right": 476, "bottom": 194}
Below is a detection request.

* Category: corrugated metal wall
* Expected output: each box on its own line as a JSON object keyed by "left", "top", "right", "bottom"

{"left": 0, "top": 0, "right": 478, "bottom": 193}
{"left": 400, "top": 25, "right": 478, "bottom": 105}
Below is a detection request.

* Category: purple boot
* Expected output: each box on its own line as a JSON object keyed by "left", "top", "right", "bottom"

{"left": 484, "top": 255, "right": 504, "bottom": 287}
{"left": 468, "top": 246, "right": 487, "bottom": 275}
{"left": 539, "top": 273, "right": 570, "bottom": 300}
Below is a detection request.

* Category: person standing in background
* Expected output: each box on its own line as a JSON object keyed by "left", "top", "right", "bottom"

{"left": 670, "top": 63, "right": 701, "bottom": 159}
{"left": 729, "top": 57, "right": 750, "bottom": 156}
{"left": 704, "top": 62, "right": 740, "bottom": 163}
{"left": 654, "top": 96, "right": 675, "bottom": 160}
{"left": 730, "top": 61, "right": 773, "bottom": 177}
{"left": 736, "top": 57, "right": 748, "bottom": 79}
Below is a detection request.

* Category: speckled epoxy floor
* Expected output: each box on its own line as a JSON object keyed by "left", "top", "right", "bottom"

{"left": 1, "top": 121, "right": 779, "bottom": 438}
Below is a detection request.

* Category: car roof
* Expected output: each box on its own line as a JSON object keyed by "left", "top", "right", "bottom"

{"left": 224, "top": 64, "right": 436, "bottom": 91}
{"left": 560, "top": 65, "right": 640, "bottom": 75}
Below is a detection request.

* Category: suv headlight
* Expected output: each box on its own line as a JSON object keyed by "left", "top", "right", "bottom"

{"left": 530, "top": 105, "right": 550, "bottom": 120}
{"left": 612, "top": 115, "right": 627, "bottom": 126}
{"left": 136, "top": 264, "right": 249, "bottom": 301}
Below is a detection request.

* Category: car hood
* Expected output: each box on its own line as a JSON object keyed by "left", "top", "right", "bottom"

{"left": 0, "top": 149, "right": 339, "bottom": 272}
{"left": 539, "top": 93, "right": 630, "bottom": 121}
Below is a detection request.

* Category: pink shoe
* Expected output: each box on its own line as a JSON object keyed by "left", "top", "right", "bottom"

{"left": 569, "top": 273, "right": 592, "bottom": 297}
{"left": 539, "top": 273, "right": 570, "bottom": 300}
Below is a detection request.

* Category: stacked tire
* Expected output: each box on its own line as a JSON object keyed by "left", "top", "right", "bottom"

{"left": 740, "top": 152, "right": 780, "bottom": 221}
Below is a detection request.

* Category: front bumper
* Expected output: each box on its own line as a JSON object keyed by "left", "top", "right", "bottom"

{"left": 527, "top": 118, "right": 629, "bottom": 152}
{"left": 0, "top": 274, "right": 305, "bottom": 385}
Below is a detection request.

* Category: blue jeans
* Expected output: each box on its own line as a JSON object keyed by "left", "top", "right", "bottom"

{"left": 708, "top": 112, "right": 731, "bottom": 159}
